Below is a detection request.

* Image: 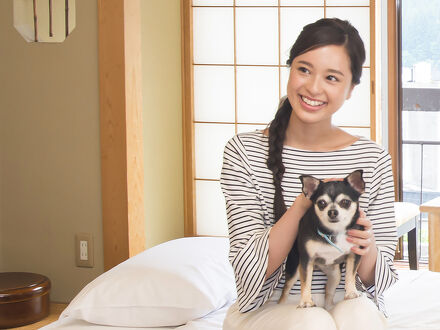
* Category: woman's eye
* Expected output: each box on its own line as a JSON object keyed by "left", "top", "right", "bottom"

{"left": 339, "top": 199, "right": 351, "bottom": 208}
{"left": 317, "top": 200, "right": 327, "bottom": 210}
{"left": 327, "top": 75, "right": 338, "bottom": 82}
{"left": 298, "top": 67, "right": 310, "bottom": 74}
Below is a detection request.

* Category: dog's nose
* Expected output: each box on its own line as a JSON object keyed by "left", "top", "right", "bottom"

{"left": 328, "top": 209, "right": 338, "bottom": 220}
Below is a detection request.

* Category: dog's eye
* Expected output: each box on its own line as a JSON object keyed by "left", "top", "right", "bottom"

{"left": 339, "top": 199, "right": 351, "bottom": 208}
{"left": 317, "top": 200, "right": 327, "bottom": 210}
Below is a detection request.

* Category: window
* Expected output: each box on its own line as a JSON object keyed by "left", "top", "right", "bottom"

{"left": 182, "top": 0, "right": 376, "bottom": 236}
{"left": 400, "top": 0, "right": 440, "bottom": 260}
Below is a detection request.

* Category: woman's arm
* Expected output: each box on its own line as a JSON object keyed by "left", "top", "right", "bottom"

{"left": 351, "top": 149, "right": 398, "bottom": 306}
{"left": 266, "top": 193, "right": 311, "bottom": 279}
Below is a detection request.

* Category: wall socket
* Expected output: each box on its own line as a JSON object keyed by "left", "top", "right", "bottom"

{"left": 75, "top": 233, "right": 94, "bottom": 268}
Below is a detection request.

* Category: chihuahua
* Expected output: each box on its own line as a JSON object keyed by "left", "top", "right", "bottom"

{"left": 278, "top": 170, "right": 365, "bottom": 310}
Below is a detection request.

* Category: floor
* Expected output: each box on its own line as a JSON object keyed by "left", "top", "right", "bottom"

{"left": 394, "top": 257, "right": 429, "bottom": 270}
{"left": 14, "top": 303, "right": 68, "bottom": 330}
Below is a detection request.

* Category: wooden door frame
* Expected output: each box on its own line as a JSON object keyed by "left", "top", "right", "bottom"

{"left": 181, "top": 0, "right": 196, "bottom": 237}
{"left": 98, "top": 0, "right": 146, "bottom": 271}
{"left": 387, "top": 0, "right": 401, "bottom": 201}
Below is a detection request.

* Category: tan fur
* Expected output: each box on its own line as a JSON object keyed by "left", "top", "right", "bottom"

{"left": 344, "top": 253, "right": 361, "bottom": 299}
{"left": 298, "top": 262, "right": 316, "bottom": 308}
{"left": 279, "top": 271, "right": 299, "bottom": 304}
{"left": 319, "top": 264, "right": 341, "bottom": 310}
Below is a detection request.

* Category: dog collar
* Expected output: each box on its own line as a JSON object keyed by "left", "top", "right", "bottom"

{"left": 317, "top": 229, "right": 343, "bottom": 253}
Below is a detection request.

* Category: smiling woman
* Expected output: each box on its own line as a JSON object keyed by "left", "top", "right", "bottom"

{"left": 220, "top": 18, "right": 395, "bottom": 330}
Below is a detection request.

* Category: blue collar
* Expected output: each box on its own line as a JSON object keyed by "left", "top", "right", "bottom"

{"left": 317, "top": 229, "right": 344, "bottom": 253}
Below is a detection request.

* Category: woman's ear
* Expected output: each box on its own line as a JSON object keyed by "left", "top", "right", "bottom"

{"left": 346, "top": 84, "right": 355, "bottom": 100}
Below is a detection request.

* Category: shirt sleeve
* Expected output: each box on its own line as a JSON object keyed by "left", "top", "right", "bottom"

{"left": 220, "top": 135, "right": 284, "bottom": 313}
{"left": 357, "top": 149, "right": 399, "bottom": 314}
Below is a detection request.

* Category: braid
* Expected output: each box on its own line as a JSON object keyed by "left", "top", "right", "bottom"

{"left": 267, "top": 96, "right": 292, "bottom": 222}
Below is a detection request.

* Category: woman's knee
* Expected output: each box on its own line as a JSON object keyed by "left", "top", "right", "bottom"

{"left": 330, "top": 296, "right": 387, "bottom": 330}
{"left": 224, "top": 302, "right": 337, "bottom": 330}
{"left": 284, "top": 306, "right": 337, "bottom": 330}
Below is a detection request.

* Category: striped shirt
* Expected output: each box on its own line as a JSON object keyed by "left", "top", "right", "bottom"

{"left": 220, "top": 130, "right": 398, "bottom": 315}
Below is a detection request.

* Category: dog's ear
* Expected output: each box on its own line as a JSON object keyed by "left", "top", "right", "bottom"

{"left": 300, "top": 175, "right": 321, "bottom": 198}
{"left": 345, "top": 170, "right": 365, "bottom": 194}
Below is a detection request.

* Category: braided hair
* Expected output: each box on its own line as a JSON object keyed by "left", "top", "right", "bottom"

{"left": 266, "top": 18, "right": 366, "bottom": 222}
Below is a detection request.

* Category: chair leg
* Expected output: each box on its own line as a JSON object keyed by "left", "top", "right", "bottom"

{"left": 407, "top": 219, "right": 419, "bottom": 270}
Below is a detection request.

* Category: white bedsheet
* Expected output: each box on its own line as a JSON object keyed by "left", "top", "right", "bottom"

{"left": 43, "top": 269, "right": 440, "bottom": 330}
{"left": 385, "top": 269, "right": 440, "bottom": 330}
{"left": 42, "top": 303, "right": 229, "bottom": 329}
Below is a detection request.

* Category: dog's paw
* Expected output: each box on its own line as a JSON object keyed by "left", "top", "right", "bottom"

{"left": 344, "top": 290, "right": 361, "bottom": 300}
{"left": 297, "top": 300, "right": 316, "bottom": 308}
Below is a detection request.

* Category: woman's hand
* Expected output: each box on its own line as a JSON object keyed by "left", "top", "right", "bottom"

{"left": 294, "top": 192, "right": 313, "bottom": 214}
{"left": 346, "top": 209, "right": 375, "bottom": 255}
{"left": 346, "top": 209, "right": 378, "bottom": 286}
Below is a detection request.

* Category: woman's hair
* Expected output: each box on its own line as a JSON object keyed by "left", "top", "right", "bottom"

{"left": 267, "top": 18, "right": 366, "bottom": 222}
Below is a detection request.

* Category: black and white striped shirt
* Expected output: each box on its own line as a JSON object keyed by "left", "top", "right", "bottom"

{"left": 220, "top": 130, "right": 398, "bottom": 315}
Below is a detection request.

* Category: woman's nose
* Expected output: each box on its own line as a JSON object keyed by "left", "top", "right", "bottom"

{"left": 305, "top": 76, "right": 322, "bottom": 96}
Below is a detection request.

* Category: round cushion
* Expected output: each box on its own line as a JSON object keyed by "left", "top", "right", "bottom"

{"left": 0, "top": 272, "right": 51, "bottom": 328}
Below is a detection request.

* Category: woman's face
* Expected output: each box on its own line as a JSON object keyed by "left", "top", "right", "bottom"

{"left": 286, "top": 45, "right": 354, "bottom": 126}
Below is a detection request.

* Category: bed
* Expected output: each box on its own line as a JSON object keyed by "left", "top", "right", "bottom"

{"left": 42, "top": 237, "right": 440, "bottom": 330}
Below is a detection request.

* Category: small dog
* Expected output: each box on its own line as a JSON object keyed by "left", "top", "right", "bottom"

{"left": 278, "top": 170, "right": 365, "bottom": 310}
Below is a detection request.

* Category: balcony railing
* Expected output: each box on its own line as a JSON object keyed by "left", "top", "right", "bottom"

{"left": 402, "top": 139, "right": 440, "bottom": 260}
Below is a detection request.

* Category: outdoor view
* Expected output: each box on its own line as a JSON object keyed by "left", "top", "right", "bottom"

{"left": 401, "top": 0, "right": 440, "bottom": 260}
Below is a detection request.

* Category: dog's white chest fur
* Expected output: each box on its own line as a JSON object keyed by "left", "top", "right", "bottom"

{"left": 305, "top": 233, "right": 354, "bottom": 265}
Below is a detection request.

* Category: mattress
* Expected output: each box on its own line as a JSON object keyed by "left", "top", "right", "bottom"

{"left": 42, "top": 237, "right": 440, "bottom": 330}
{"left": 42, "top": 303, "right": 229, "bottom": 329}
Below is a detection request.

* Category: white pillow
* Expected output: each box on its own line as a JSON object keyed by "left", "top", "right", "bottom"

{"left": 61, "top": 237, "right": 237, "bottom": 327}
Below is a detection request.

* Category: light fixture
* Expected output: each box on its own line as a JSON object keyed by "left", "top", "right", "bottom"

{"left": 13, "top": 0, "right": 76, "bottom": 43}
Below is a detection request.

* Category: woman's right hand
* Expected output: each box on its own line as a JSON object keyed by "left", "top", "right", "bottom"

{"left": 293, "top": 192, "right": 312, "bottom": 214}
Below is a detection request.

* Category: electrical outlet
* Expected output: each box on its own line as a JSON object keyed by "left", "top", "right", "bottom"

{"left": 75, "top": 233, "right": 94, "bottom": 268}
{"left": 80, "top": 240, "right": 88, "bottom": 260}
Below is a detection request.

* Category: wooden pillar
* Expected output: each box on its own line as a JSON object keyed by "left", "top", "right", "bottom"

{"left": 98, "top": 0, "right": 146, "bottom": 270}
{"left": 181, "top": 0, "right": 196, "bottom": 237}
{"left": 387, "top": 0, "right": 401, "bottom": 201}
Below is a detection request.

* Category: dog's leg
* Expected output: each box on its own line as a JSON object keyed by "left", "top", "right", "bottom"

{"left": 278, "top": 270, "right": 299, "bottom": 304}
{"left": 344, "top": 253, "right": 361, "bottom": 299}
{"left": 298, "top": 261, "right": 315, "bottom": 308}
{"left": 321, "top": 264, "right": 341, "bottom": 310}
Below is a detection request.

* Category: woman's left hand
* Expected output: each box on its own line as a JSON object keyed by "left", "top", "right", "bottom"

{"left": 346, "top": 209, "right": 375, "bottom": 256}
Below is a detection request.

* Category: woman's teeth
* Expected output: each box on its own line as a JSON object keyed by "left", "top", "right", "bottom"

{"left": 301, "top": 96, "right": 325, "bottom": 106}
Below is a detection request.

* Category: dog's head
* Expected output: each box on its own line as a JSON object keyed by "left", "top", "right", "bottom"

{"left": 299, "top": 170, "right": 365, "bottom": 231}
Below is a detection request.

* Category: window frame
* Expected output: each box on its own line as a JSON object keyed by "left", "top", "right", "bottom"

{"left": 181, "top": 0, "right": 378, "bottom": 236}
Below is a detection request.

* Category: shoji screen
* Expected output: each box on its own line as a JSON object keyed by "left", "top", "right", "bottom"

{"left": 183, "top": 0, "right": 375, "bottom": 236}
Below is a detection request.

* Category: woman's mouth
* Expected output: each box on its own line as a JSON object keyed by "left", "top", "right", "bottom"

{"left": 300, "top": 95, "right": 327, "bottom": 109}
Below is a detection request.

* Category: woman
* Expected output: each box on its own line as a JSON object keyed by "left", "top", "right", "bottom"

{"left": 220, "top": 18, "right": 398, "bottom": 330}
